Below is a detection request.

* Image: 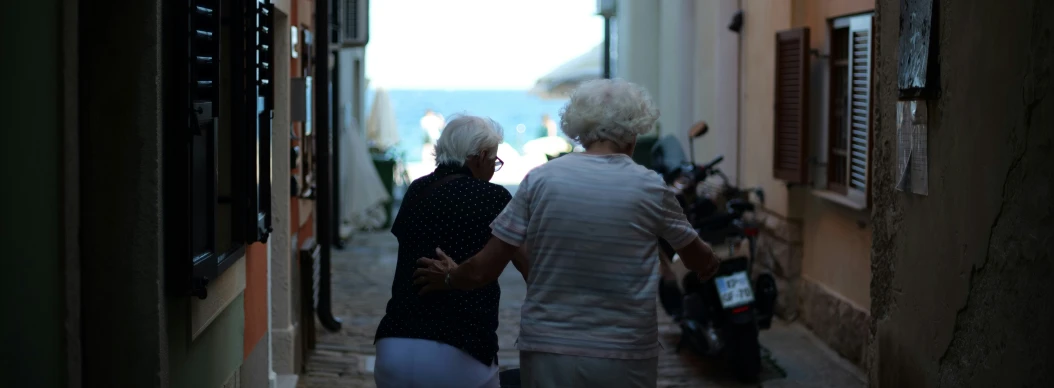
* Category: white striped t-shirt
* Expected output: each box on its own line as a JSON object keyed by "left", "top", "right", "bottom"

{"left": 490, "top": 152, "right": 698, "bottom": 360}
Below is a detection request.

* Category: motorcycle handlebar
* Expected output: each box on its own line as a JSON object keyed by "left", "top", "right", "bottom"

{"left": 684, "top": 156, "right": 727, "bottom": 185}
{"left": 702, "top": 155, "right": 725, "bottom": 171}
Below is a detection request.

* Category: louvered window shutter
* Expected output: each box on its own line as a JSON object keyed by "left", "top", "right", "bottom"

{"left": 189, "top": 0, "right": 221, "bottom": 258}
{"left": 256, "top": 0, "right": 275, "bottom": 241}
{"left": 773, "top": 27, "right": 811, "bottom": 184}
{"left": 190, "top": 0, "right": 219, "bottom": 136}
{"left": 340, "top": 0, "right": 369, "bottom": 46}
{"left": 231, "top": 0, "right": 275, "bottom": 244}
{"left": 343, "top": 0, "right": 359, "bottom": 42}
{"left": 242, "top": 0, "right": 275, "bottom": 243}
{"left": 846, "top": 16, "right": 873, "bottom": 206}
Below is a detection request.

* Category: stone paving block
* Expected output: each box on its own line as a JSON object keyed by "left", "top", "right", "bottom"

{"left": 297, "top": 231, "right": 865, "bottom": 388}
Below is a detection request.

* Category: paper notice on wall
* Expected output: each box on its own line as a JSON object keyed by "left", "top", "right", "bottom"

{"left": 896, "top": 100, "right": 929, "bottom": 195}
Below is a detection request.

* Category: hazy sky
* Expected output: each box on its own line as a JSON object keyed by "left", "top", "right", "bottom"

{"left": 365, "top": 0, "right": 604, "bottom": 90}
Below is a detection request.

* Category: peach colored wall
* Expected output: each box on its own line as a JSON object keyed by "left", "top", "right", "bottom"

{"left": 801, "top": 198, "right": 872, "bottom": 309}
{"left": 243, "top": 242, "right": 269, "bottom": 358}
{"left": 739, "top": 0, "right": 874, "bottom": 308}
{"left": 738, "top": 0, "right": 794, "bottom": 217}
{"left": 795, "top": 0, "right": 875, "bottom": 46}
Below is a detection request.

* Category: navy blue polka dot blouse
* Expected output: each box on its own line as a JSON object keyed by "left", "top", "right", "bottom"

{"left": 374, "top": 163, "right": 513, "bottom": 367}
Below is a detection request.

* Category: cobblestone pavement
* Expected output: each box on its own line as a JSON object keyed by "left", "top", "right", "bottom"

{"left": 297, "top": 231, "right": 865, "bottom": 388}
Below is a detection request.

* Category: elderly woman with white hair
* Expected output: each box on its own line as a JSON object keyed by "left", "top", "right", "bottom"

{"left": 414, "top": 79, "right": 721, "bottom": 388}
{"left": 373, "top": 114, "right": 527, "bottom": 388}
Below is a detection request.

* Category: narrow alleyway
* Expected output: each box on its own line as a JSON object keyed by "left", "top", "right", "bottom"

{"left": 297, "top": 231, "right": 866, "bottom": 388}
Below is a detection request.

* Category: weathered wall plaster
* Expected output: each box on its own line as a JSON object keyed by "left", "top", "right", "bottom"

{"left": 870, "top": 0, "right": 1054, "bottom": 386}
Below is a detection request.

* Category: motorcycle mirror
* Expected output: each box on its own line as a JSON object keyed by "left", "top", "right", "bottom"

{"left": 689, "top": 121, "right": 709, "bottom": 139}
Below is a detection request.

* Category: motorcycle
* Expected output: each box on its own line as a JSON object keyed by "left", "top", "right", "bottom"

{"left": 649, "top": 123, "right": 778, "bottom": 382}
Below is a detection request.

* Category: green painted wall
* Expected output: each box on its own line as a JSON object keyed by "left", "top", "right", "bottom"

{"left": 0, "top": 0, "right": 65, "bottom": 386}
{"left": 169, "top": 295, "right": 246, "bottom": 388}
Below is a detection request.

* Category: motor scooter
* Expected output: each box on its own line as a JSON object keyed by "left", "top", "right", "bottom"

{"left": 650, "top": 124, "right": 778, "bottom": 382}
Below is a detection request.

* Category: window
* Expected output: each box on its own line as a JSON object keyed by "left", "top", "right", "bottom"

{"left": 333, "top": 0, "right": 370, "bottom": 47}
{"left": 772, "top": 13, "right": 874, "bottom": 209}
{"left": 826, "top": 14, "right": 874, "bottom": 208}
{"left": 164, "top": 0, "right": 274, "bottom": 299}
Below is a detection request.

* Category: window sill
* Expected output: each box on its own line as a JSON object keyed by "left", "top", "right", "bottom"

{"left": 190, "top": 254, "right": 246, "bottom": 340}
{"left": 812, "top": 189, "right": 867, "bottom": 211}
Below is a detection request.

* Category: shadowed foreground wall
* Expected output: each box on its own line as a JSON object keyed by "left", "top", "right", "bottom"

{"left": 870, "top": 0, "right": 1054, "bottom": 387}
{"left": 79, "top": 0, "right": 169, "bottom": 386}
{"left": 0, "top": 0, "right": 65, "bottom": 386}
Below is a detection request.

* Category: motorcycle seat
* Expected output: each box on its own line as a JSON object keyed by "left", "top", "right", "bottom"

{"left": 727, "top": 198, "right": 755, "bottom": 213}
{"left": 698, "top": 228, "right": 735, "bottom": 245}
{"left": 696, "top": 212, "right": 739, "bottom": 230}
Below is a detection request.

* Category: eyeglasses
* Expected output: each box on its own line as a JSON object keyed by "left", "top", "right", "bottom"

{"left": 494, "top": 156, "right": 504, "bottom": 172}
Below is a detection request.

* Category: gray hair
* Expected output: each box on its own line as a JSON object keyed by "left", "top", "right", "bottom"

{"left": 434, "top": 114, "right": 505, "bottom": 166}
{"left": 559, "top": 79, "right": 659, "bottom": 148}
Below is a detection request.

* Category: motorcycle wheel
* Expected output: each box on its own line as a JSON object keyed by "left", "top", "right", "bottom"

{"left": 658, "top": 278, "right": 683, "bottom": 319}
{"left": 682, "top": 271, "right": 703, "bottom": 295}
{"left": 724, "top": 324, "right": 762, "bottom": 382}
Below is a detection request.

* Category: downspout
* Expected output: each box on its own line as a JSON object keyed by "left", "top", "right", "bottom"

{"left": 331, "top": 52, "right": 342, "bottom": 249}
{"left": 603, "top": 17, "right": 612, "bottom": 79}
{"left": 682, "top": 0, "right": 696, "bottom": 166}
{"left": 730, "top": 4, "right": 744, "bottom": 186}
{"left": 315, "top": 0, "right": 343, "bottom": 332}
{"left": 599, "top": 0, "right": 615, "bottom": 79}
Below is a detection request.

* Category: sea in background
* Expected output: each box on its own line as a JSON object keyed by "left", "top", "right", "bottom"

{"left": 365, "top": 89, "right": 569, "bottom": 163}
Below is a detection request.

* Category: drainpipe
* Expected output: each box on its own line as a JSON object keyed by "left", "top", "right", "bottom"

{"left": 315, "top": 0, "right": 342, "bottom": 332}
{"left": 729, "top": 4, "right": 744, "bottom": 187}
{"left": 598, "top": 0, "right": 616, "bottom": 79}
{"left": 603, "top": 16, "right": 612, "bottom": 79}
{"left": 332, "top": 53, "right": 343, "bottom": 249}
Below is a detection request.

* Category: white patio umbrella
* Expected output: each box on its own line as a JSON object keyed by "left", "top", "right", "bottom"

{"left": 366, "top": 88, "right": 400, "bottom": 149}
{"left": 340, "top": 120, "right": 392, "bottom": 233}
{"left": 529, "top": 45, "right": 603, "bottom": 99}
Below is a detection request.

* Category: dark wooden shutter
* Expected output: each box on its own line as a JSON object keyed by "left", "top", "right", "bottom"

{"left": 189, "top": 0, "right": 220, "bottom": 137}
{"left": 257, "top": 0, "right": 275, "bottom": 241}
{"left": 773, "top": 27, "right": 811, "bottom": 183}
{"left": 236, "top": 0, "right": 275, "bottom": 243}
{"left": 847, "top": 16, "right": 873, "bottom": 206}
{"left": 189, "top": 0, "right": 220, "bottom": 257}
{"left": 186, "top": 0, "right": 223, "bottom": 297}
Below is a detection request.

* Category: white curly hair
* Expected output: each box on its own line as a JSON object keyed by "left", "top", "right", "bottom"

{"left": 559, "top": 79, "right": 659, "bottom": 148}
{"left": 434, "top": 114, "right": 505, "bottom": 166}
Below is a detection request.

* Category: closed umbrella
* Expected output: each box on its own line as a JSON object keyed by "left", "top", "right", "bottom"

{"left": 366, "top": 88, "right": 400, "bottom": 149}
{"left": 340, "top": 119, "right": 393, "bottom": 234}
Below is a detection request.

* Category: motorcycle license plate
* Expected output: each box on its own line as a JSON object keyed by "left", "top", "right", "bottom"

{"left": 715, "top": 271, "right": 755, "bottom": 309}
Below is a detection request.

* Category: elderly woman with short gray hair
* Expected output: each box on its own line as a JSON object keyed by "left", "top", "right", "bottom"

{"left": 374, "top": 114, "right": 527, "bottom": 388}
{"left": 414, "top": 80, "right": 720, "bottom": 388}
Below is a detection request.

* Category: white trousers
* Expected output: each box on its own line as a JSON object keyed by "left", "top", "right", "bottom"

{"left": 374, "top": 337, "right": 500, "bottom": 388}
